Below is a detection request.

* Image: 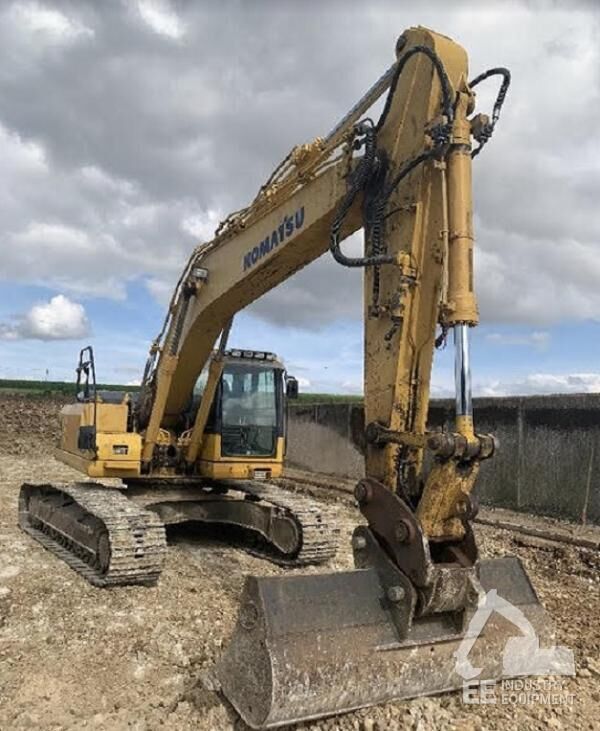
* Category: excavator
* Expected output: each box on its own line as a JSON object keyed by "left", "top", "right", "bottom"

{"left": 18, "top": 340, "right": 336, "bottom": 580}
{"left": 19, "top": 25, "right": 555, "bottom": 729}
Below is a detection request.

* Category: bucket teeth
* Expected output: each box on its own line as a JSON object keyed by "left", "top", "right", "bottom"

{"left": 216, "top": 556, "right": 558, "bottom": 729}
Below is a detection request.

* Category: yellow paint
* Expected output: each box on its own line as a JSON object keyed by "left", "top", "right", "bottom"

{"left": 446, "top": 91, "right": 478, "bottom": 326}
{"left": 55, "top": 429, "right": 141, "bottom": 478}
{"left": 416, "top": 458, "right": 479, "bottom": 540}
{"left": 456, "top": 414, "right": 475, "bottom": 439}
{"left": 198, "top": 434, "right": 284, "bottom": 479}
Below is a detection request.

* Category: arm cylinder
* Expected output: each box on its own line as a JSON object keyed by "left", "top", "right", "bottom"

{"left": 446, "top": 92, "right": 478, "bottom": 327}
{"left": 445, "top": 91, "right": 478, "bottom": 439}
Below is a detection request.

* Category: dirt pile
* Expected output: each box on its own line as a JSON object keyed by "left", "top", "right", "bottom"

{"left": 0, "top": 393, "right": 68, "bottom": 456}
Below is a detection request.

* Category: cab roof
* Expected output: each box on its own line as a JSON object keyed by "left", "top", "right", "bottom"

{"left": 221, "top": 349, "right": 284, "bottom": 369}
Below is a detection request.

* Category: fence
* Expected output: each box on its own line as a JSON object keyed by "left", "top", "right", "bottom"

{"left": 287, "top": 394, "right": 600, "bottom": 525}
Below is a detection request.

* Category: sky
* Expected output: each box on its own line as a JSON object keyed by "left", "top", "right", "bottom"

{"left": 0, "top": 0, "right": 599, "bottom": 397}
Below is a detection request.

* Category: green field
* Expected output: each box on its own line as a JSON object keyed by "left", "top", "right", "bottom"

{"left": 295, "top": 393, "right": 363, "bottom": 404}
{"left": 0, "top": 379, "right": 362, "bottom": 404}
{"left": 0, "top": 379, "right": 140, "bottom": 396}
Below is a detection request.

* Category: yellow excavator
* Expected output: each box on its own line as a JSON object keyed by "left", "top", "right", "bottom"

{"left": 19, "top": 25, "right": 555, "bottom": 729}
{"left": 19, "top": 341, "right": 333, "bottom": 580}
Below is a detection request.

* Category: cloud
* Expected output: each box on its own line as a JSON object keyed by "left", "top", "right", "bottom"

{"left": 0, "top": 0, "right": 598, "bottom": 339}
{"left": 136, "top": 0, "right": 185, "bottom": 40}
{"left": 340, "top": 378, "right": 363, "bottom": 395}
{"left": 145, "top": 276, "right": 175, "bottom": 306}
{"left": 9, "top": 1, "right": 94, "bottom": 43}
{"left": 0, "top": 121, "right": 207, "bottom": 299}
{"left": 485, "top": 331, "right": 550, "bottom": 349}
{"left": 180, "top": 209, "right": 223, "bottom": 240}
{"left": 477, "top": 372, "right": 600, "bottom": 397}
{"left": 0, "top": 294, "right": 90, "bottom": 340}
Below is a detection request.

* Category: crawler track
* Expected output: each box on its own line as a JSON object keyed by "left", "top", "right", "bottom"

{"left": 233, "top": 480, "right": 340, "bottom": 565}
{"left": 19, "top": 482, "right": 167, "bottom": 587}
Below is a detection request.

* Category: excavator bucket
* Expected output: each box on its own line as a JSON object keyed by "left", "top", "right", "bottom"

{"left": 216, "top": 555, "right": 560, "bottom": 729}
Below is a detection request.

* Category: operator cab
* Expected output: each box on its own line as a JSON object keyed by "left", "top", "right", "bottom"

{"left": 190, "top": 349, "right": 297, "bottom": 462}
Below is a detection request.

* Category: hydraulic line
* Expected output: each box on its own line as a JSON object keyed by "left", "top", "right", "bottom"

{"left": 330, "top": 44, "right": 455, "bottom": 272}
{"left": 469, "top": 67, "right": 511, "bottom": 158}
{"left": 376, "top": 44, "right": 454, "bottom": 133}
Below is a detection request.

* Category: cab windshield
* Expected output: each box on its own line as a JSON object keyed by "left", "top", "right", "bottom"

{"left": 220, "top": 363, "right": 279, "bottom": 457}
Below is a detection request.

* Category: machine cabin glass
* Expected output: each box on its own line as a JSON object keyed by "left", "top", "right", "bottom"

{"left": 192, "top": 353, "right": 285, "bottom": 459}
{"left": 220, "top": 363, "right": 281, "bottom": 457}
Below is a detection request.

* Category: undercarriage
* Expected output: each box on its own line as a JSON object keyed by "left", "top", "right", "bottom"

{"left": 18, "top": 479, "right": 340, "bottom": 587}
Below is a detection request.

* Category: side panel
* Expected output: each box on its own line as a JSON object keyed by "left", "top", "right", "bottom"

{"left": 59, "top": 403, "right": 87, "bottom": 454}
{"left": 57, "top": 402, "right": 141, "bottom": 477}
{"left": 60, "top": 402, "right": 128, "bottom": 452}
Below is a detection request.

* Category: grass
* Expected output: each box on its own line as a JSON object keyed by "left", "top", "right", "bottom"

{"left": 296, "top": 393, "right": 363, "bottom": 404}
{"left": 0, "top": 379, "right": 362, "bottom": 403}
{"left": 0, "top": 379, "right": 140, "bottom": 396}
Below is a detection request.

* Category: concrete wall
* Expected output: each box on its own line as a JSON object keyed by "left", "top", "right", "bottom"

{"left": 286, "top": 394, "right": 600, "bottom": 525}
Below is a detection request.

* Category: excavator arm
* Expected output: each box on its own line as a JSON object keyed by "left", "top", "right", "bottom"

{"left": 209, "top": 26, "right": 553, "bottom": 729}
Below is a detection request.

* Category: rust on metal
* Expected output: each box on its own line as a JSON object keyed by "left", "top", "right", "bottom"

{"left": 216, "top": 557, "right": 552, "bottom": 729}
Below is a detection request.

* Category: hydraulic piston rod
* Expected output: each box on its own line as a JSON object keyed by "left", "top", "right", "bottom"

{"left": 454, "top": 323, "right": 473, "bottom": 436}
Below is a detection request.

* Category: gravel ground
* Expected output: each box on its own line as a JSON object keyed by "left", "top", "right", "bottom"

{"left": 0, "top": 393, "right": 598, "bottom": 730}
